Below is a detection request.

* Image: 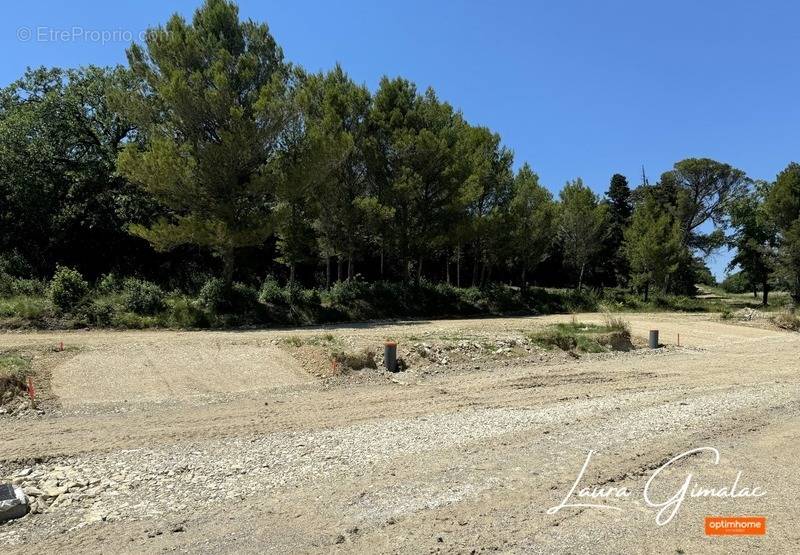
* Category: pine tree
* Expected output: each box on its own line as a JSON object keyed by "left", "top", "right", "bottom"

{"left": 116, "top": 0, "right": 295, "bottom": 287}
{"left": 557, "top": 179, "right": 608, "bottom": 290}
{"left": 624, "top": 195, "right": 683, "bottom": 301}
{"left": 508, "top": 164, "right": 556, "bottom": 290}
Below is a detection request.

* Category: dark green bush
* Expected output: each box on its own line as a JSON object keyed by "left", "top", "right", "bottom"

{"left": 198, "top": 278, "right": 227, "bottom": 312}
{"left": 81, "top": 298, "right": 117, "bottom": 326}
{"left": 258, "top": 277, "right": 284, "bottom": 304}
{"left": 0, "top": 274, "right": 46, "bottom": 297}
{"left": 326, "top": 279, "right": 372, "bottom": 306}
{"left": 122, "top": 279, "right": 166, "bottom": 315}
{"left": 168, "top": 297, "right": 210, "bottom": 328}
{"left": 199, "top": 278, "right": 259, "bottom": 314}
{"left": 49, "top": 266, "right": 89, "bottom": 313}
{"left": 0, "top": 251, "right": 33, "bottom": 278}
{"left": 97, "top": 273, "right": 123, "bottom": 293}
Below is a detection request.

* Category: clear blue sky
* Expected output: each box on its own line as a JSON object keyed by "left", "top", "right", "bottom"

{"left": 3, "top": 1, "right": 799, "bottom": 279}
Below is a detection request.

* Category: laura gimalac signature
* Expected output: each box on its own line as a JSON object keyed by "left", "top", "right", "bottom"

{"left": 547, "top": 447, "right": 766, "bottom": 525}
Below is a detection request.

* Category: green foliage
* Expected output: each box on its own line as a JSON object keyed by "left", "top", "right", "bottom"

{"left": 721, "top": 271, "right": 751, "bottom": 294}
{"left": 601, "top": 173, "right": 633, "bottom": 286}
{"left": 767, "top": 163, "right": 800, "bottom": 303}
{"left": 0, "top": 297, "right": 50, "bottom": 321}
{"left": 49, "top": 266, "right": 89, "bottom": 313}
{"left": 0, "top": 352, "right": 30, "bottom": 377}
{"left": 97, "top": 273, "right": 123, "bottom": 294}
{"left": 528, "top": 318, "right": 631, "bottom": 353}
{"left": 166, "top": 297, "right": 211, "bottom": 329}
{"left": 0, "top": 66, "right": 155, "bottom": 278}
{"left": 2, "top": 2, "right": 798, "bottom": 326}
{"left": 197, "top": 278, "right": 228, "bottom": 312}
{"left": 0, "top": 352, "right": 31, "bottom": 402}
{"left": 122, "top": 279, "right": 166, "bottom": 315}
{"left": 258, "top": 277, "right": 284, "bottom": 305}
{"left": 508, "top": 164, "right": 556, "bottom": 286}
{"left": 116, "top": 0, "right": 298, "bottom": 285}
{"left": 81, "top": 297, "right": 117, "bottom": 327}
{"left": 624, "top": 195, "right": 683, "bottom": 300}
{"left": 661, "top": 158, "right": 749, "bottom": 244}
{"left": 727, "top": 181, "right": 777, "bottom": 304}
{"left": 0, "top": 275, "right": 47, "bottom": 297}
{"left": 198, "top": 278, "right": 259, "bottom": 314}
{"left": 529, "top": 327, "right": 579, "bottom": 351}
{"left": 558, "top": 179, "right": 609, "bottom": 289}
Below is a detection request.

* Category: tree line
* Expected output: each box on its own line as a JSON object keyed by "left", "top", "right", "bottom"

{"left": 1, "top": 0, "right": 799, "bottom": 306}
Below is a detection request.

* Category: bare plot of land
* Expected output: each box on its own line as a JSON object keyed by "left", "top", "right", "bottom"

{"left": 0, "top": 313, "right": 798, "bottom": 554}
{"left": 50, "top": 339, "right": 310, "bottom": 406}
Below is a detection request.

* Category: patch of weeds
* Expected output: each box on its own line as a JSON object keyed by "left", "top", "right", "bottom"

{"left": 529, "top": 317, "right": 633, "bottom": 353}
{"left": 529, "top": 328, "right": 579, "bottom": 351}
{"left": 773, "top": 310, "right": 799, "bottom": 331}
{"left": 283, "top": 335, "right": 304, "bottom": 347}
{"left": 0, "top": 351, "right": 31, "bottom": 404}
{"left": 302, "top": 333, "right": 341, "bottom": 347}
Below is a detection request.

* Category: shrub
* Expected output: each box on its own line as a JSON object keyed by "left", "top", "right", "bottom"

{"left": 327, "top": 279, "right": 371, "bottom": 306}
{"left": 97, "top": 272, "right": 123, "bottom": 293}
{"left": 122, "top": 279, "right": 166, "bottom": 315}
{"left": 287, "top": 285, "right": 320, "bottom": 306}
{"left": 0, "top": 251, "right": 33, "bottom": 278}
{"left": 81, "top": 298, "right": 117, "bottom": 326}
{"left": 198, "top": 278, "right": 226, "bottom": 311}
{"left": 199, "top": 278, "right": 258, "bottom": 314}
{"left": 603, "top": 313, "right": 630, "bottom": 333}
{"left": 0, "top": 275, "right": 47, "bottom": 297}
{"left": 49, "top": 266, "right": 89, "bottom": 313}
{"left": 258, "top": 277, "right": 284, "bottom": 304}
{"left": 0, "top": 296, "right": 49, "bottom": 321}
{"left": 167, "top": 297, "right": 210, "bottom": 328}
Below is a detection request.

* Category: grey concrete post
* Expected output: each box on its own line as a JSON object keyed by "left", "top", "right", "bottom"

{"left": 649, "top": 330, "right": 659, "bottom": 349}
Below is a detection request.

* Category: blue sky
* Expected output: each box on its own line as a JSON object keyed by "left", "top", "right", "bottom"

{"left": 3, "top": 1, "right": 799, "bottom": 279}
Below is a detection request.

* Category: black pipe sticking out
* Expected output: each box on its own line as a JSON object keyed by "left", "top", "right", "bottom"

{"left": 384, "top": 341, "right": 397, "bottom": 372}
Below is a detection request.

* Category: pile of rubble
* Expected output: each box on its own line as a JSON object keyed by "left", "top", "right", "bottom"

{"left": 406, "top": 337, "right": 532, "bottom": 368}
{"left": 5, "top": 466, "right": 118, "bottom": 523}
{"left": 733, "top": 307, "right": 766, "bottom": 321}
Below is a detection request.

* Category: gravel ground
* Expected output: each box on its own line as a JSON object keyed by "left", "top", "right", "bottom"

{"left": 0, "top": 313, "right": 798, "bottom": 553}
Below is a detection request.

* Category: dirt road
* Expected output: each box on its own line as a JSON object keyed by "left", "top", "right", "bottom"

{"left": 0, "top": 313, "right": 798, "bottom": 553}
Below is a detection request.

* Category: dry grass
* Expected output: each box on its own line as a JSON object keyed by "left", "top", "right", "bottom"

{"left": 0, "top": 351, "right": 30, "bottom": 405}
{"left": 332, "top": 348, "right": 377, "bottom": 371}
{"left": 773, "top": 309, "right": 800, "bottom": 331}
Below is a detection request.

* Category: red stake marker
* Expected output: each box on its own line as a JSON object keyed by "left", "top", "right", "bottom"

{"left": 27, "top": 376, "right": 35, "bottom": 402}
{"left": 59, "top": 341, "right": 64, "bottom": 352}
